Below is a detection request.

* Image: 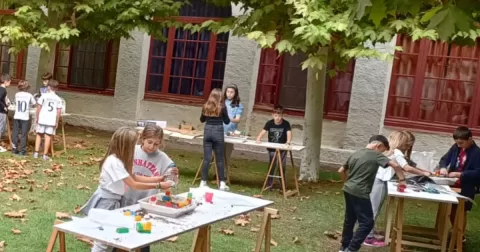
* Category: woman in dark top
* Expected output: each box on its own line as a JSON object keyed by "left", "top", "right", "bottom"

{"left": 200, "top": 88, "right": 230, "bottom": 191}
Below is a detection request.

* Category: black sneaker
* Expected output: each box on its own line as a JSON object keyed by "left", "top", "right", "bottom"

{"left": 19, "top": 151, "right": 26, "bottom": 156}
{"left": 12, "top": 149, "right": 19, "bottom": 155}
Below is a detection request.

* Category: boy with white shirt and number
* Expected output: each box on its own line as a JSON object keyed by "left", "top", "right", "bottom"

{"left": 11, "top": 80, "right": 36, "bottom": 155}
{"left": 34, "top": 79, "right": 63, "bottom": 160}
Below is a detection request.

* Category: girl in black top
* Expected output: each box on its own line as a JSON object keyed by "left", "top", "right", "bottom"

{"left": 199, "top": 88, "right": 230, "bottom": 190}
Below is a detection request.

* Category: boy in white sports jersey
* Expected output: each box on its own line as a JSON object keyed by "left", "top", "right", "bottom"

{"left": 34, "top": 80, "right": 63, "bottom": 160}
{"left": 12, "top": 80, "right": 36, "bottom": 155}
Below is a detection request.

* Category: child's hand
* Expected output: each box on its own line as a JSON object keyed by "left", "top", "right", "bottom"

{"left": 448, "top": 172, "right": 461, "bottom": 178}
{"left": 439, "top": 168, "right": 448, "bottom": 176}
{"left": 256, "top": 139, "right": 261, "bottom": 144}
{"left": 398, "top": 180, "right": 407, "bottom": 187}
{"left": 170, "top": 167, "right": 179, "bottom": 176}
{"left": 423, "top": 171, "right": 432, "bottom": 177}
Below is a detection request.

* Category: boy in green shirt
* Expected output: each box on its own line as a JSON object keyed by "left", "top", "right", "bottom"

{"left": 338, "top": 135, "right": 406, "bottom": 252}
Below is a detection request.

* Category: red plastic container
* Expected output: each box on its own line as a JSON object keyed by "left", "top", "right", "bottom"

{"left": 205, "top": 192, "right": 214, "bottom": 203}
{"left": 397, "top": 184, "right": 407, "bottom": 193}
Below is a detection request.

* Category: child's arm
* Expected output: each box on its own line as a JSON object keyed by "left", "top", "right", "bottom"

{"left": 286, "top": 130, "right": 292, "bottom": 144}
{"left": 439, "top": 145, "right": 455, "bottom": 175}
{"left": 388, "top": 160, "right": 406, "bottom": 184}
{"left": 35, "top": 104, "right": 41, "bottom": 124}
{"left": 404, "top": 165, "right": 431, "bottom": 176}
{"left": 132, "top": 174, "right": 165, "bottom": 183}
{"left": 338, "top": 166, "right": 347, "bottom": 182}
{"left": 123, "top": 176, "right": 172, "bottom": 190}
{"left": 256, "top": 129, "right": 267, "bottom": 143}
{"left": 55, "top": 108, "right": 61, "bottom": 128}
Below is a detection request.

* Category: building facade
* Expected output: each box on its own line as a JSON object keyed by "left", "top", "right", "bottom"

{"left": 4, "top": 2, "right": 479, "bottom": 165}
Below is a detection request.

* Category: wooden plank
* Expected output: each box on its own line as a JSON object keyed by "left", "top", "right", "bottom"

{"left": 403, "top": 225, "right": 438, "bottom": 237}
{"left": 58, "top": 231, "right": 66, "bottom": 252}
{"left": 440, "top": 203, "right": 452, "bottom": 252}
{"left": 289, "top": 150, "right": 300, "bottom": 197}
{"left": 384, "top": 197, "right": 395, "bottom": 245}
{"left": 254, "top": 209, "right": 270, "bottom": 252}
{"left": 401, "top": 234, "right": 440, "bottom": 245}
{"left": 261, "top": 150, "right": 278, "bottom": 194}
{"left": 277, "top": 149, "right": 287, "bottom": 200}
{"left": 401, "top": 240, "right": 441, "bottom": 250}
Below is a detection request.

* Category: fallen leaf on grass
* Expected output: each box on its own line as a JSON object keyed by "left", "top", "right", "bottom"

{"left": 28, "top": 185, "right": 33, "bottom": 192}
{"left": 250, "top": 227, "right": 260, "bottom": 232}
{"left": 43, "top": 185, "right": 49, "bottom": 191}
{"left": 56, "top": 212, "right": 72, "bottom": 219}
{"left": 292, "top": 217, "right": 303, "bottom": 221}
{"left": 74, "top": 205, "right": 82, "bottom": 214}
{"left": 9, "top": 194, "right": 21, "bottom": 201}
{"left": 19, "top": 218, "right": 28, "bottom": 223}
{"left": 4, "top": 209, "right": 27, "bottom": 218}
{"left": 252, "top": 194, "right": 263, "bottom": 198}
{"left": 0, "top": 240, "right": 5, "bottom": 250}
{"left": 77, "top": 185, "right": 91, "bottom": 190}
{"left": 52, "top": 164, "right": 63, "bottom": 171}
{"left": 299, "top": 196, "right": 310, "bottom": 201}
{"left": 292, "top": 237, "right": 300, "bottom": 244}
{"left": 11, "top": 228, "right": 21, "bottom": 234}
{"left": 56, "top": 182, "right": 65, "bottom": 187}
{"left": 328, "top": 179, "right": 342, "bottom": 183}
{"left": 270, "top": 239, "right": 278, "bottom": 246}
{"left": 89, "top": 157, "right": 102, "bottom": 162}
{"left": 43, "top": 169, "right": 54, "bottom": 174}
{"left": 234, "top": 214, "right": 251, "bottom": 227}
{"left": 335, "top": 192, "right": 341, "bottom": 195}
{"left": 76, "top": 236, "right": 93, "bottom": 247}
{"left": 219, "top": 228, "right": 234, "bottom": 235}
{"left": 323, "top": 231, "right": 338, "bottom": 240}
{"left": 167, "top": 236, "right": 178, "bottom": 242}
{"left": 270, "top": 214, "right": 281, "bottom": 219}
{"left": 287, "top": 206, "right": 297, "bottom": 212}
{"left": 3, "top": 187, "right": 15, "bottom": 192}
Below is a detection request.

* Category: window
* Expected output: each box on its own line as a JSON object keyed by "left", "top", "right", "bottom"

{"left": 54, "top": 40, "right": 119, "bottom": 94}
{"left": 144, "top": 0, "right": 231, "bottom": 104}
{"left": 0, "top": 43, "right": 27, "bottom": 81}
{"left": 385, "top": 34, "right": 480, "bottom": 133}
{"left": 255, "top": 48, "right": 355, "bottom": 121}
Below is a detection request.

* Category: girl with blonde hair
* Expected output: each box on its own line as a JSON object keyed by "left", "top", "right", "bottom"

{"left": 80, "top": 127, "right": 174, "bottom": 252}
{"left": 364, "top": 130, "right": 431, "bottom": 247}
{"left": 199, "top": 88, "right": 230, "bottom": 190}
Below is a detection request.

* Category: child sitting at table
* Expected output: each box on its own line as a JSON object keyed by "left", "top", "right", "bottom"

{"left": 80, "top": 127, "right": 175, "bottom": 252}
{"left": 256, "top": 105, "right": 292, "bottom": 189}
{"left": 338, "top": 135, "right": 406, "bottom": 252}
{"left": 364, "top": 131, "right": 431, "bottom": 247}
{"left": 438, "top": 126, "right": 480, "bottom": 231}
{"left": 111, "top": 124, "right": 179, "bottom": 252}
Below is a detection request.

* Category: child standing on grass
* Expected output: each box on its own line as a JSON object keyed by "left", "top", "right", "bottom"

{"left": 81, "top": 127, "right": 174, "bottom": 252}
{"left": 338, "top": 135, "right": 406, "bottom": 252}
{"left": 364, "top": 131, "right": 431, "bottom": 247}
{"left": 11, "top": 81, "right": 36, "bottom": 155}
{"left": 0, "top": 73, "right": 11, "bottom": 153}
{"left": 256, "top": 106, "right": 292, "bottom": 188}
{"left": 33, "top": 80, "right": 63, "bottom": 160}
{"left": 199, "top": 88, "right": 230, "bottom": 191}
{"left": 110, "top": 125, "right": 178, "bottom": 252}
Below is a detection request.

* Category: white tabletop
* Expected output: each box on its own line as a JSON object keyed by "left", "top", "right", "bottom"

{"left": 54, "top": 189, "right": 274, "bottom": 251}
{"left": 224, "top": 137, "right": 305, "bottom": 151}
{"left": 387, "top": 182, "right": 458, "bottom": 204}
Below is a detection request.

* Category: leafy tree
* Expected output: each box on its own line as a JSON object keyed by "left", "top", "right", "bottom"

{"left": 0, "top": 0, "right": 183, "bottom": 84}
{"left": 204, "top": 0, "right": 480, "bottom": 181}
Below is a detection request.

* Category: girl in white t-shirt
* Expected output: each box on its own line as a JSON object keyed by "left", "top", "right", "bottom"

{"left": 80, "top": 127, "right": 175, "bottom": 252}
{"left": 364, "top": 131, "right": 432, "bottom": 247}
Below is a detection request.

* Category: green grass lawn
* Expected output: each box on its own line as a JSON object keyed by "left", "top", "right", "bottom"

{"left": 1, "top": 126, "right": 480, "bottom": 252}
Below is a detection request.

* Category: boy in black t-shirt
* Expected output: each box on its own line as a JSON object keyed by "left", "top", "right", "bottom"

{"left": 0, "top": 73, "right": 11, "bottom": 153}
{"left": 256, "top": 106, "right": 292, "bottom": 188}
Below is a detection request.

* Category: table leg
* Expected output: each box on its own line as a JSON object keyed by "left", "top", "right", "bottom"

{"left": 277, "top": 149, "right": 287, "bottom": 200}
{"left": 224, "top": 142, "right": 233, "bottom": 184}
{"left": 289, "top": 151, "right": 300, "bottom": 197}
{"left": 449, "top": 200, "right": 465, "bottom": 252}
{"left": 6, "top": 114, "right": 12, "bottom": 148}
{"left": 59, "top": 231, "right": 66, "bottom": 252}
{"left": 191, "top": 225, "right": 211, "bottom": 252}
{"left": 390, "top": 198, "right": 404, "bottom": 252}
{"left": 261, "top": 150, "right": 278, "bottom": 193}
{"left": 384, "top": 196, "right": 395, "bottom": 245}
{"left": 192, "top": 157, "right": 204, "bottom": 185}
{"left": 61, "top": 117, "right": 67, "bottom": 154}
{"left": 254, "top": 208, "right": 278, "bottom": 252}
{"left": 440, "top": 203, "right": 452, "bottom": 252}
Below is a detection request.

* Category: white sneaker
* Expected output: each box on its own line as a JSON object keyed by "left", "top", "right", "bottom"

{"left": 33, "top": 152, "right": 39, "bottom": 159}
{"left": 219, "top": 181, "right": 230, "bottom": 191}
{"left": 199, "top": 180, "right": 208, "bottom": 188}
{"left": 0, "top": 146, "right": 6, "bottom": 153}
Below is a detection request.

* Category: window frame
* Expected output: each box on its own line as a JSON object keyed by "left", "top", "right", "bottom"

{"left": 384, "top": 35, "right": 480, "bottom": 134}
{"left": 53, "top": 40, "right": 117, "bottom": 96}
{"left": 254, "top": 48, "right": 355, "bottom": 121}
{"left": 144, "top": 17, "right": 227, "bottom": 106}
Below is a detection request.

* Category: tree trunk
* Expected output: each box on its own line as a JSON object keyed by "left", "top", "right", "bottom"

{"left": 35, "top": 42, "right": 57, "bottom": 93}
{"left": 298, "top": 51, "right": 328, "bottom": 182}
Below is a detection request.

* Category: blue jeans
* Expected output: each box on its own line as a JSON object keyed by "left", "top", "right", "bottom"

{"left": 201, "top": 124, "right": 226, "bottom": 181}
{"left": 341, "top": 192, "right": 374, "bottom": 252}
{"left": 267, "top": 150, "right": 287, "bottom": 186}
{"left": 12, "top": 119, "right": 30, "bottom": 154}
